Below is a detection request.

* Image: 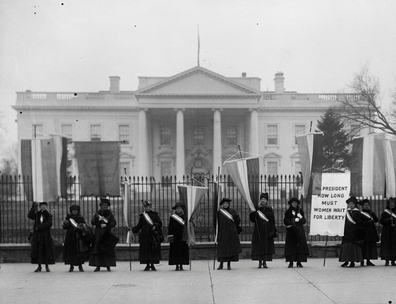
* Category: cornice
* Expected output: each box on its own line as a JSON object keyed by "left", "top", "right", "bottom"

{"left": 258, "top": 107, "right": 329, "bottom": 112}
{"left": 135, "top": 93, "right": 260, "bottom": 99}
{"left": 12, "top": 106, "right": 139, "bottom": 112}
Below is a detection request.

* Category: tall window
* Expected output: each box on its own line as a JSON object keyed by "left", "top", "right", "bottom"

{"left": 267, "top": 161, "right": 278, "bottom": 176}
{"left": 160, "top": 125, "right": 171, "bottom": 145}
{"left": 226, "top": 125, "right": 237, "bottom": 146}
{"left": 267, "top": 125, "right": 278, "bottom": 145}
{"left": 119, "top": 125, "right": 130, "bottom": 144}
{"left": 32, "top": 124, "right": 43, "bottom": 138}
{"left": 193, "top": 125, "right": 204, "bottom": 145}
{"left": 61, "top": 124, "right": 73, "bottom": 142}
{"left": 90, "top": 125, "right": 101, "bottom": 141}
{"left": 161, "top": 161, "right": 172, "bottom": 187}
{"left": 294, "top": 124, "right": 306, "bottom": 145}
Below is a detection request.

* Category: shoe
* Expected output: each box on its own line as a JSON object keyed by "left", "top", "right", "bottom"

{"left": 348, "top": 262, "right": 355, "bottom": 268}
{"left": 391, "top": 261, "right": 396, "bottom": 266}
{"left": 179, "top": 265, "right": 183, "bottom": 271}
{"left": 258, "top": 261, "right": 262, "bottom": 269}
{"left": 385, "top": 260, "right": 389, "bottom": 266}
{"left": 296, "top": 262, "right": 303, "bottom": 268}
{"left": 366, "top": 261, "right": 375, "bottom": 266}
{"left": 45, "top": 265, "right": 50, "bottom": 272}
{"left": 144, "top": 265, "right": 150, "bottom": 271}
{"left": 150, "top": 264, "right": 156, "bottom": 271}
{"left": 360, "top": 261, "right": 365, "bottom": 267}
{"left": 107, "top": 267, "right": 111, "bottom": 271}
{"left": 79, "top": 265, "right": 84, "bottom": 272}
{"left": 69, "top": 266, "right": 74, "bottom": 272}
{"left": 288, "top": 262, "right": 293, "bottom": 268}
{"left": 341, "top": 262, "right": 348, "bottom": 267}
{"left": 263, "top": 262, "right": 268, "bottom": 268}
{"left": 175, "top": 266, "right": 180, "bottom": 271}
{"left": 34, "top": 266, "right": 42, "bottom": 273}
{"left": 94, "top": 267, "right": 100, "bottom": 272}
{"left": 217, "top": 263, "right": 223, "bottom": 270}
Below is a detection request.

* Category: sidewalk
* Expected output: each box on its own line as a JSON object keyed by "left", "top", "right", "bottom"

{"left": 1, "top": 258, "right": 395, "bottom": 304}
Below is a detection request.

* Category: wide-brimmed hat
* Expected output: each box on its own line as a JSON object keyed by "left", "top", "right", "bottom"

{"left": 99, "top": 198, "right": 111, "bottom": 206}
{"left": 288, "top": 197, "right": 300, "bottom": 205}
{"left": 172, "top": 202, "right": 185, "bottom": 210}
{"left": 142, "top": 200, "right": 152, "bottom": 207}
{"left": 359, "top": 199, "right": 370, "bottom": 206}
{"left": 220, "top": 198, "right": 232, "bottom": 205}
{"left": 346, "top": 196, "right": 358, "bottom": 205}
{"left": 260, "top": 193, "right": 269, "bottom": 200}
{"left": 69, "top": 204, "right": 80, "bottom": 211}
{"left": 39, "top": 202, "right": 48, "bottom": 206}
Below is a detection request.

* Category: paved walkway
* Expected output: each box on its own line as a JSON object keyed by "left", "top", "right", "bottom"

{"left": 0, "top": 258, "right": 395, "bottom": 304}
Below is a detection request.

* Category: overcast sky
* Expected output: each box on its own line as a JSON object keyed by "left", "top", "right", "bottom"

{"left": 1, "top": 0, "right": 396, "bottom": 148}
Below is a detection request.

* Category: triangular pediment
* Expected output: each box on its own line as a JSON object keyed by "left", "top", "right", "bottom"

{"left": 135, "top": 66, "right": 261, "bottom": 96}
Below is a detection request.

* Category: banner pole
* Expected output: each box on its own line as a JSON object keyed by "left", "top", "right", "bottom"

{"left": 323, "top": 235, "right": 328, "bottom": 267}
{"left": 213, "top": 166, "right": 221, "bottom": 270}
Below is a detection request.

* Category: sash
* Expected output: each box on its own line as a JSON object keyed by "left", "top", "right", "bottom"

{"left": 384, "top": 209, "right": 396, "bottom": 219}
{"left": 360, "top": 211, "right": 373, "bottom": 220}
{"left": 171, "top": 214, "right": 185, "bottom": 226}
{"left": 346, "top": 211, "right": 356, "bottom": 225}
{"left": 70, "top": 218, "right": 78, "bottom": 228}
{"left": 219, "top": 209, "right": 234, "bottom": 222}
{"left": 143, "top": 212, "right": 154, "bottom": 226}
{"left": 40, "top": 214, "right": 44, "bottom": 224}
{"left": 257, "top": 210, "right": 269, "bottom": 222}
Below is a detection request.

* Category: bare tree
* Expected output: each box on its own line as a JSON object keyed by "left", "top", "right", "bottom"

{"left": 336, "top": 66, "right": 396, "bottom": 136}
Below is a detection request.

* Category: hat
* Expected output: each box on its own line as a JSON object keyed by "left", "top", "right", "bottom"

{"left": 387, "top": 197, "right": 396, "bottom": 204}
{"left": 99, "top": 198, "right": 111, "bottom": 206}
{"left": 220, "top": 198, "right": 232, "bottom": 205}
{"left": 39, "top": 202, "right": 48, "bottom": 206}
{"left": 359, "top": 199, "right": 370, "bottom": 206}
{"left": 172, "top": 202, "right": 185, "bottom": 210}
{"left": 346, "top": 196, "right": 358, "bottom": 205}
{"left": 69, "top": 204, "right": 80, "bottom": 211}
{"left": 260, "top": 193, "right": 269, "bottom": 200}
{"left": 288, "top": 197, "right": 300, "bottom": 205}
{"left": 142, "top": 200, "right": 152, "bottom": 207}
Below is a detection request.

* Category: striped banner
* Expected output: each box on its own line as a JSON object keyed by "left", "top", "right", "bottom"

{"left": 20, "top": 136, "right": 67, "bottom": 202}
{"left": 384, "top": 137, "right": 396, "bottom": 197}
{"left": 123, "top": 178, "right": 134, "bottom": 244}
{"left": 177, "top": 185, "right": 208, "bottom": 245}
{"left": 223, "top": 157, "right": 260, "bottom": 211}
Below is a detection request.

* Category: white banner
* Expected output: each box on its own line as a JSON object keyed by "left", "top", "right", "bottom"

{"left": 309, "top": 173, "right": 350, "bottom": 236}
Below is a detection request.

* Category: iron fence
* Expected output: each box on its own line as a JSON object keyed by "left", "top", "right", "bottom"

{"left": 0, "top": 174, "right": 389, "bottom": 244}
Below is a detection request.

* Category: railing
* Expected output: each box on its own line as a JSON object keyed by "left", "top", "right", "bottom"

{"left": 0, "top": 174, "right": 387, "bottom": 244}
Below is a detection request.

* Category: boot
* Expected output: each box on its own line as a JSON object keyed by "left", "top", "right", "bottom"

{"left": 391, "top": 260, "right": 396, "bottom": 266}
{"left": 45, "top": 265, "right": 50, "bottom": 272}
{"left": 107, "top": 267, "right": 111, "bottom": 271}
{"left": 258, "top": 261, "right": 262, "bottom": 268}
{"left": 262, "top": 261, "right": 268, "bottom": 268}
{"left": 385, "top": 260, "right": 389, "bottom": 266}
{"left": 150, "top": 264, "right": 156, "bottom": 271}
{"left": 366, "top": 260, "right": 375, "bottom": 266}
{"left": 34, "top": 265, "right": 42, "bottom": 272}
{"left": 179, "top": 265, "right": 183, "bottom": 271}
{"left": 360, "top": 261, "right": 364, "bottom": 267}
{"left": 348, "top": 262, "right": 355, "bottom": 268}
{"left": 288, "top": 262, "right": 293, "bottom": 268}
{"left": 217, "top": 262, "right": 223, "bottom": 270}
{"left": 227, "top": 262, "right": 231, "bottom": 270}
{"left": 94, "top": 267, "right": 100, "bottom": 272}
{"left": 144, "top": 264, "right": 150, "bottom": 271}
{"left": 175, "top": 265, "right": 180, "bottom": 271}
{"left": 296, "top": 262, "right": 303, "bottom": 268}
{"left": 78, "top": 265, "right": 84, "bottom": 272}
{"left": 69, "top": 265, "right": 74, "bottom": 272}
{"left": 341, "top": 262, "right": 348, "bottom": 267}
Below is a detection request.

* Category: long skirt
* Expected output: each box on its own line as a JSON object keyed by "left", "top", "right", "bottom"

{"left": 339, "top": 242, "right": 363, "bottom": 262}
{"left": 362, "top": 241, "right": 378, "bottom": 260}
{"left": 252, "top": 254, "right": 273, "bottom": 262}
{"left": 218, "top": 255, "right": 239, "bottom": 262}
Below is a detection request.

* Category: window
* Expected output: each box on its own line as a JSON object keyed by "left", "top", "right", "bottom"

{"left": 119, "top": 125, "right": 130, "bottom": 144}
{"left": 61, "top": 124, "right": 73, "bottom": 142}
{"left": 226, "top": 125, "right": 237, "bottom": 146}
{"left": 161, "top": 161, "right": 172, "bottom": 187}
{"left": 90, "top": 125, "right": 101, "bottom": 141}
{"left": 267, "top": 125, "right": 278, "bottom": 145}
{"left": 160, "top": 125, "right": 171, "bottom": 145}
{"left": 267, "top": 161, "right": 278, "bottom": 186}
{"left": 294, "top": 124, "right": 306, "bottom": 145}
{"left": 32, "top": 124, "right": 43, "bottom": 138}
{"left": 193, "top": 125, "right": 204, "bottom": 145}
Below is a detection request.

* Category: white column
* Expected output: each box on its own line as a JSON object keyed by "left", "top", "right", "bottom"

{"left": 176, "top": 109, "right": 185, "bottom": 179}
{"left": 213, "top": 109, "right": 222, "bottom": 175}
{"left": 138, "top": 109, "right": 149, "bottom": 177}
{"left": 250, "top": 109, "right": 259, "bottom": 154}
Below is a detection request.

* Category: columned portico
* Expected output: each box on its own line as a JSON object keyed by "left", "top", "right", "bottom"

{"left": 138, "top": 109, "right": 149, "bottom": 177}
{"left": 175, "top": 108, "right": 185, "bottom": 179}
{"left": 250, "top": 108, "right": 259, "bottom": 155}
{"left": 213, "top": 109, "right": 222, "bottom": 175}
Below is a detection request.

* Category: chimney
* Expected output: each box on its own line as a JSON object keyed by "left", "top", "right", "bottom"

{"left": 242, "top": 72, "right": 247, "bottom": 77}
{"left": 274, "top": 72, "right": 284, "bottom": 93}
{"left": 109, "top": 76, "right": 120, "bottom": 93}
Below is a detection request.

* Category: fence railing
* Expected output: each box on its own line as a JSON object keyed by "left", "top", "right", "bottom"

{"left": 0, "top": 174, "right": 388, "bottom": 244}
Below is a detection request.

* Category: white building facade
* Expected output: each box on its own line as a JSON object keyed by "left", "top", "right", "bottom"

{"left": 13, "top": 66, "right": 361, "bottom": 179}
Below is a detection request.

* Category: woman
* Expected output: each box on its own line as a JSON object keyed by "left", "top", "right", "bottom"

{"left": 168, "top": 202, "right": 189, "bottom": 271}
{"left": 132, "top": 200, "right": 163, "bottom": 271}
{"left": 359, "top": 199, "right": 379, "bottom": 266}
{"left": 62, "top": 204, "right": 90, "bottom": 272}
{"left": 89, "top": 198, "right": 118, "bottom": 272}
{"left": 379, "top": 197, "right": 396, "bottom": 266}
{"left": 339, "top": 196, "right": 364, "bottom": 267}
{"left": 250, "top": 193, "right": 276, "bottom": 268}
{"left": 284, "top": 197, "right": 309, "bottom": 268}
{"left": 216, "top": 198, "right": 242, "bottom": 270}
{"left": 27, "top": 202, "right": 55, "bottom": 272}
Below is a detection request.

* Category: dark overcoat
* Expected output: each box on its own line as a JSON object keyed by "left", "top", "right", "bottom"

{"left": 250, "top": 206, "right": 276, "bottom": 261}
{"left": 62, "top": 213, "right": 90, "bottom": 265}
{"left": 217, "top": 207, "right": 242, "bottom": 262}
{"left": 27, "top": 207, "right": 55, "bottom": 265}
{"left": 132, "top": 210, "right": 163, "bottom": 264}
{"left": 283, "top": 206, "right": 309, "bottom": 261}
{"left": 379, "top": 207, "right": 396, "bottom": 259}
{"left": 339, "top": 208, "right": 364, "bottom": 262}
{"left": 89, "top": 210, "right": 117, "bottom": 267}
{"left": 168, "top": 213, "right": 189, "bottom": 265}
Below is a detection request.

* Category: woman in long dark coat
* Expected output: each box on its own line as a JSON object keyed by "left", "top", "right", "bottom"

{"left": 168, "top": 202, "right": 189, "bottom": 271}
{"left": 339, "top": 196, "right": 364, "bottom": 267}
{"left": 27, "top": 202, "right": 55, "bottom": 272}
{"left": 359, "top": 199, "right": 379, "bottom": 266}
{"left": 284, "top": 197, "right": 309, "bottom": 268}
{"left": 250, "top": 193, "right": 276, "bottom": 268}
{"left": 132, "top": 200, "right": 163, "bottom": 271}
{"left": 379, "top": 197, "right": 396, "bottom": 266}
{"left": 62, "top": 204, "right": 90, "bottom": 272}
{"left": 89, "top": 198, "right": 117, "bottom": 272}
{"left": 216, "top": 198, "right": 242, "bottom": 270}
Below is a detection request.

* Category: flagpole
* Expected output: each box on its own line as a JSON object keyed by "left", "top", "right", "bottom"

{"left": 323, "top": 235, "right": 328, "bottom": 267}
{"left": 190, "top": 166, "right": 193, "bottom": 271}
